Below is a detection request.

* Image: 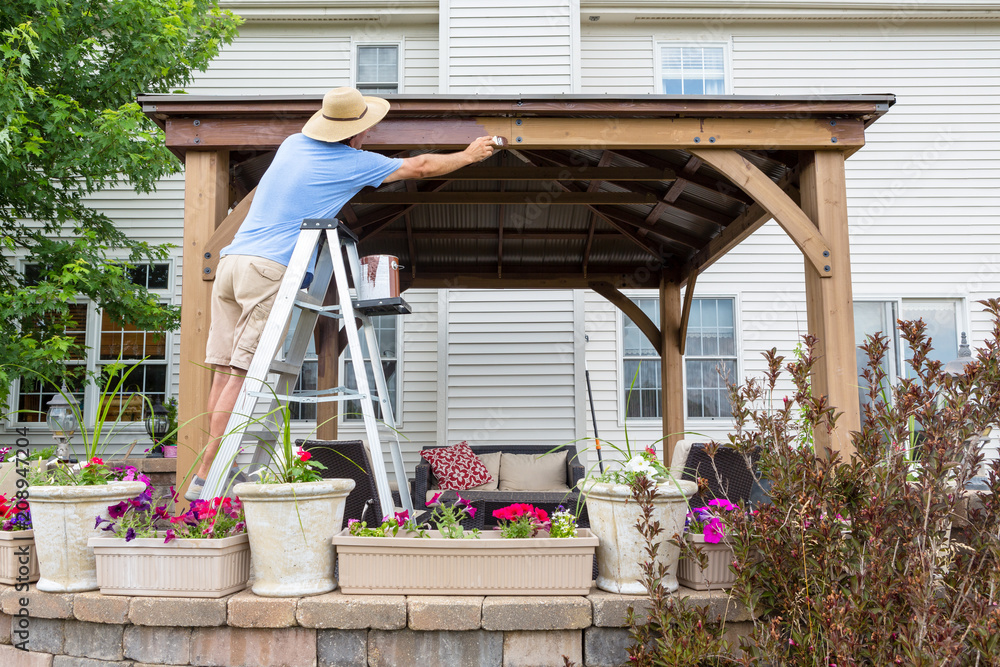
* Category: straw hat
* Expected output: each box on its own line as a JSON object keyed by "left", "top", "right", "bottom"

{"left": 301, "top": 87, "right": 390, "bottom": 143}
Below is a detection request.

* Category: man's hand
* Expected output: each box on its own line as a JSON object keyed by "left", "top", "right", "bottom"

{"left": 384, "top": 136, "right": 498, "bottom": 183}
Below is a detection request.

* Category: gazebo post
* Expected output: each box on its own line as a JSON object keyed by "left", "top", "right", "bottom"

{"left": 315, "top": 283, "right": 340, "bottom": 440}
{"left": 799, "top": 150, "right": 861, "bottom": 458}
{"left": 177, "top": 150, "right": 229, "bottom": 493}
{"left": 659, "top": 273, "right": 684, "bottom": 466}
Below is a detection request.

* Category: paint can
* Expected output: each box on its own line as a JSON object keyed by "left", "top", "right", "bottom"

{"left": 357, "top": 255, "right": 401, "bottom": 300}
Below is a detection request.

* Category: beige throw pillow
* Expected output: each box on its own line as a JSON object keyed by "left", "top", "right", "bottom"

{"left": 498, "top": 451, "right": 570, "bottom": 491}
{"left": 466, "top": 452, "right": 501, "bottom": 491}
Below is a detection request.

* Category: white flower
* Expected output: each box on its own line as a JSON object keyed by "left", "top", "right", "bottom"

{"left": 624, "top": 455, "right": 656, "bottom": 478}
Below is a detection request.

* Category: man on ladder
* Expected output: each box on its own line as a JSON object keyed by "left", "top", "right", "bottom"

{"left": 186, "top": 86, "right": 496, "bottom": 500}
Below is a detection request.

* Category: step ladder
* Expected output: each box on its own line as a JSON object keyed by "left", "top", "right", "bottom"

{"left": 200, "top": 218, "right": 413, "bottom": 518}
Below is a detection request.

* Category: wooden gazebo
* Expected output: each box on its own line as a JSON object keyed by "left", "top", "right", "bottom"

{"left": 140, "top": 93, "right": 894, "bottom": 478}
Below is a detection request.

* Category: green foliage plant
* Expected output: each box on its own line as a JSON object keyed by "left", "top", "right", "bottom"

{"left": 0, "top": 1, "right": 241, "bottom": 411}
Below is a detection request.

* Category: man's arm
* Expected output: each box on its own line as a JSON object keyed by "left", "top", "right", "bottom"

{"left": 383, "top": 136, "right": 496, "bottom": 183}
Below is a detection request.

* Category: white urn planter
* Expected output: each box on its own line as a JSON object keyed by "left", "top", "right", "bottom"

{"left": 28, "top": 482, "right": 147, "bottom": 593}
{"left": 584, "top": 478, "right": 698, "bottom": 594}
{"left": 235, "top": 478, "right": 355, "bottom": 597}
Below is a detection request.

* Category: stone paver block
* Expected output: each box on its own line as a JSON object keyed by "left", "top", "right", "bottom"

{"left": 587, "top": 588, "right": 650, "bottom": 628}
{"left": 0, "top": 644, "right": 54, "bottom": 666}
{"left": 128, "top": 596, "right": 228, "bottom": 627}
{"left": 317, "top": 629, "right": 367, "bottom": 667}
{"left": 189, "top": 626, "right": 317, "bottom": 667}
{"left": 583, "top": 627, "right": 632, "bottom": 667}
{"left": 52, "top": 657, "right": 132, "bottom": 667}
{"left": 227, "top": 590, "right": 297, "bottom": 628}
{"left": 503, "top": 630, "right": 582, "bottom": 667}
{"left": 1, "top": 611, "right": 11, "bottom": 644}
{"left": 72, "top": 593, "right": 130, "bottom": 625}
{"left": 63, "top": 620, "right": 124, "bottom": 660}
{"left": 368, "top": 629, "right": 502, "bottom": 667}
{"left": 482, "top": 596, "right": 591, "bottom": 631}
{"left": 2, "top": 587, "right": 74, "bottom": 619}
{"left": 20, "top": 617, "right": 65, "bottom": 654}
{"left": 105, "top": 457, "right": 176, "bottom": 474}
{"left": 407, "top": 596, "right": 482, "bottom": 631}
{"left": 124, "top": 626, "right": 192, "bottom": 665}
{"left": 678, "top": 587, "right": 752, "bottom": 623}
{"left": 297, "top": 591, "right": 406, "bottom": 630}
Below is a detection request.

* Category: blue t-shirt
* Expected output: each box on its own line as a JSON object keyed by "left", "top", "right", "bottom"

{"left": 222, "top": 134, "right": 404, "bottom": 269}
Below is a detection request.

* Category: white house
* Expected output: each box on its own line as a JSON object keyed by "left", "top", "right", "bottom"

{"left": 5, "top": 0, "right": 998, "bottom": 472}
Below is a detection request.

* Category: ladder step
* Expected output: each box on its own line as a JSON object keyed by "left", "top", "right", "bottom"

{"left": 268, "top": 360, "right": 301, "bottom": 376}
{"left": 248, "top": 387, "right": 364, "bottom": 404}
{"left": 353, "top": 296, "right": 412, "bottom": 316}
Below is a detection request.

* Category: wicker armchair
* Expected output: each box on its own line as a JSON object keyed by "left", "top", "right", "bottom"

{"left": 414, "top": 443, "right": 588, "bottom": 527}
{"left": 670, "top": 439, "right": 761, "bottom": 508}
{"left": 297, "top": 439, "right": 384, "bottom": 524}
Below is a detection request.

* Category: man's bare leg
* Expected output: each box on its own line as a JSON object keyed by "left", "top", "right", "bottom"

{"left": 196, "top": 365, "right": 247, "bottom": 480}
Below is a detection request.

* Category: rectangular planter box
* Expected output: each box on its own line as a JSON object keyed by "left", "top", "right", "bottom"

{"left": 0, "top": 530, "right": 40, "bottom": 585}
{"left": 88, "top": 533, "right": 250, "bottom": 598}
{"left": 332, "top": 528, "right": 598, "bottom": 595}
{"left": 677, "top": 535, "right": 736, "bottom": 591}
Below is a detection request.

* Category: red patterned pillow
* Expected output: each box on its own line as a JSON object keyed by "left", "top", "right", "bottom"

{"left": 420, "top": 442, "right": 493, "bottom": 491}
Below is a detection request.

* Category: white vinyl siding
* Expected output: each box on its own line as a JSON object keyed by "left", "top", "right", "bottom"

{"left": 445, "top": 290, "right": 577, "bottom": 444}
{"left": 442, "top": 0, "right": 576, "bottom": 93}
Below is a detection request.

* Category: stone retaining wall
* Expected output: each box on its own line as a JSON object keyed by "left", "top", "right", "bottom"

{"left": 0, "top": 584, "right": 752, "bottom": 666}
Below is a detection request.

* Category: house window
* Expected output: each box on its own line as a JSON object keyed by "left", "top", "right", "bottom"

{"left": 853, "top": 298, "right": 963, "bottom": 408}
{"left": 356, "top": 45, "right": 399, "bottom": 95}
{"left": 660, "top": 44, "right": 728, "bottom": 95}
{"left": 622, "top": 296, "right": 737, "bottom": 420}
{"left": 15, "top": 264, "right": 171, "bottom": 426}
{"left": 343, "top": 315, "right": 399, "bottom": 422}
{"left": 684, "top": 298, "right": 737, "bottom": 419}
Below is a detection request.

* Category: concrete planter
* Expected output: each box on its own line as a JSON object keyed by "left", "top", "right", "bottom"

{"left": 0, "top": 460, "right": 44, "bottom": 500}
{"left": 89, "top": 533, "right": 250, "bottom": 598}
{"left": 332, "top": 529, "right": 599, "bottom": 595}
{"left": 677, "top": 534, "right": 736, "bottom": 591}
{"left": 0, "top": 529, "right": 40, "bottom": 585}
{"left": 235, "top": 479, "right": 355, "bottom": 597}
{"left": 583, "top": 478, "right": 697, "bottom": 594}
{"left": 28, "top": 482, "right": 147, "bottom": 593}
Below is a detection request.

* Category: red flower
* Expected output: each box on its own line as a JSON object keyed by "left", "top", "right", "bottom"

{"left": 86, "top": 457, "right": 104, "bottom": 467}
{"left": 644, "top": 446, "right": 656, "bottom": 457}
{"left": 296, "top": 449, "right": 312, "bottom": 462}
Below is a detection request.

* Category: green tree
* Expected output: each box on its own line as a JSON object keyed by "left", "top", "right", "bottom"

{"left": 0, "top": 1, "right": 241, "bottom": 413}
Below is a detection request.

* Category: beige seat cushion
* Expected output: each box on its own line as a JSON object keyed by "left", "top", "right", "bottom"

{"left": 466, "top": 452, "right": 501, "bottom": 491}
{"left": 498, "top": 451, "right": 569, "bottom": 492}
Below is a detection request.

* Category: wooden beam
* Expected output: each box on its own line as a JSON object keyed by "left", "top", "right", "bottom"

{"left": 582, "top": 211, "right": 597, "bottom": 276}
{"left": 165, "top": 116, "right": 865, "bottom": 152}
{"left": 376, "top": 230, "right": 623, "bottom": 241}
{"left": 679, "top": 272, "right": 698, "bottom": 355}
{"left": 351, "top": 191, "right": 660, "bottom": 206}
{"left": 690, "top": 149, "right": 833, "bottom": 277}
{"left": 591, "top": 205, "right": 703, "bottom": 250}
{"left": 613, "top": 150, "right": 755, "bottom": 205}
{"left": 433, "top": 165, "right": 677, "bottom": 181}
{"left": 178, "top": 150, "right": 229, "bottom": 495}
{"left": 202, "top": 188, "right": 254, "bottom": 281}
{"left": 355, "top": 180, "right": 450, "bottom": 240}
{"left": 660, "top": 275, "right": 684, "bottom": 467}
{"left": 591, "top": 282, "right": 663, "bottom": 356}
{"left": 799, "top": 150, "right": 860, "bottom": 460}
{"left": 409, "top": 268, "right": 662, "bottom": 290}
{"left": 315, "top": 284, "right": 340, "bottom": 441}
{"left": 678, "top": 168, "right": 799, "bottom": 284}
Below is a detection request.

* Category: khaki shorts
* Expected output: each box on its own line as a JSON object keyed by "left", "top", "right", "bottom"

{"left": 205, "top": 255, "right": 286, "bottom": 370}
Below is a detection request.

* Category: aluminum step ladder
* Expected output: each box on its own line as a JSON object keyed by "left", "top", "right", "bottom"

{"left": 200, "top": 218, "right": 413, "bottom": 518}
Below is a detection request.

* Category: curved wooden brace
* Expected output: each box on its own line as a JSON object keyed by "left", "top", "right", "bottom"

{"left": 202, "top": 187, "right": 256, "bottom": 281}
{"left": 690, "top": 149, "right": 834, "bottom": 278}
{"left": 591, "top": 282, "right": 662, "bottom": 357}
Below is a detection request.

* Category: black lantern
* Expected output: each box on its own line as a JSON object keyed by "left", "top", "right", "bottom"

{"left": 144, "top": 396, "right": 169, "bottom": 458}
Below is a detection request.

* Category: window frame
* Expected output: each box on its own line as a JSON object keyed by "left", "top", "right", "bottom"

{"left": 352, "top": 41, "right": 403, "bottom": 95}
{"left": 617, "top": 291, "right": 740, "bottom": 426}
{"left": 657, "top": 41, "right": 733, "bottom": 96}
{"left": 9, "top": 258, "right": 175, "bottom": 432}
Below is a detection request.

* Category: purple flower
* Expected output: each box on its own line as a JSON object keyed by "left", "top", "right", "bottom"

{"left": 708, "top": 498, "right": 737, "bottom": 512}
{"left": 466, "top": 506, "right": 477, "bottom": 519}
{"left": 125, "top": 528, "right": 136, "bottom": 542}
{"left": 163, "top": 529, "right": 176, "bottom": 544}
{"left": 95, "top": 515, "right": 104, "bottom": 529}
{"left": 107, "top": 501, "right": 129, "bottom": 519}
{"left": 428, "top": 492, "right": 442, "bottom": 506}
{"left": 394, "top": 510, "right": 410, "bottom": 524}
{"left": 101, "top": 523, "right": 116, "bottom": 532}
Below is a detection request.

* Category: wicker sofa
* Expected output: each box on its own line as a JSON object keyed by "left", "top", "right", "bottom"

{"left": 413, "top": 443, "right": 588, "bottom": 527}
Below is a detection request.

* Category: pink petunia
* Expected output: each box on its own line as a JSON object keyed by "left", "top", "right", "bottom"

{"left": 704, "top": 517, "right": 725, "bottom": 543}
